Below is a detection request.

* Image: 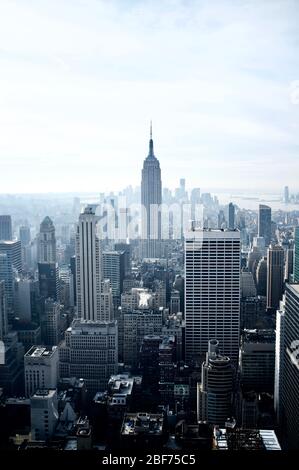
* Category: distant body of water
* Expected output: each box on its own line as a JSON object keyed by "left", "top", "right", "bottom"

{"left": 79, "top": 191, "right": 299, "bottom": 212}
{"left": 216, "top": 193, "right": 299, "bottom": 211}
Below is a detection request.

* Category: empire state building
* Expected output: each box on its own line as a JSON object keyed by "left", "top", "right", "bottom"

{"left": 141, "top": 123, "right": 162, "bottom": 259}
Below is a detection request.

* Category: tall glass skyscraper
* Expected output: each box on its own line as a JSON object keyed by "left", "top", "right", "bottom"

{"left": 258, "top": 204, "right": 272, "bottom": 247}
{"left": 141, "top": 124, "right": 162, "bottom": 259}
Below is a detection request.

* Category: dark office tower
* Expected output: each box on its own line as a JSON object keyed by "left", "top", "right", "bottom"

{"left": 38, "top": 262, "right": 59, "bottom": 301}
{"left": 141, "top": 123, "right": 162, "bottom": 259}
{"left": 115, "top": 242, "right": 131, "bottom": 276}
{"left": 258, "top": 205, "right": 272, "bottom": 247}
{"left": 228, "top": 203, "right": 235, "bottom": 230}
{"left": 19, "top": 225, "right": 31, "bottom": 246}
{"left": 256, "top": 256, "right": 267, "bottom": 296}
{"left": 70, "top": 255, "right": 76, "bottom": 306}
{"left": 103, "top": 250, "right": 125, "bottom": 305}
{"left": 266, "top": 245, "right": 284, "bottom": 311}
{"left": 275, "top": 284, "right": 299, "bottom": 449}
{"left": 240, "top": 329, "right": 275, "bottom": 393}
{"left": 38, "top": 216, "right": 56, "bottom": 263}
{"left": 0, "top": 215, "right": 12, "bottom": 241}
{"left": 294, "top": 227, "right": 299, "bottom": 282}
{"left": 41, "top": 298, "right": 60, "bottom": 346}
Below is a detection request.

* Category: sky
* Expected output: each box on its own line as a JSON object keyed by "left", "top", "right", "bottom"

{"left": 0, "top": 0, "right": 299, "bottom": 194}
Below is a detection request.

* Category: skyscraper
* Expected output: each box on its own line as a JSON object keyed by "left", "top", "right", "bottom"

{"left": 258, "top": 205, "right": 272, "bottom": 247}
{"left": 38, "top": 262, "right": 59, "bottom": 301}
{"left": 185, "top": 228, "right": 240, "bottom": 364}
{"left": 284, "top": 186, "right": 289, "bottom": 204}
{"left": 76, "top": 205, "right": 103, "bottom": 321}
{"left": 38, "top": 216, "right": 56, "bottom": 263}
{"left": 275, "top": 284, "right": 299, "bottom": 449}
{"left": 0, "top": 241, "right": 22, "bottom": 319}
{"left": 197, "top": 339, "right": 235, "bottom": 426}
{"left": 0, "top": 280, "right": 8, "bottom": 340}
{"left": 190, "top": 188, "right": 201, "bottom": 223}
{"left": 141, "top": 123, "right": 162, "bottom": 259}
{"left": 240, "top": 329, "right": 275, "bottom": 393}
{"left": 228, "top": 203, "right": 235, "bottom": 230}
{"left": 294, "top": 226, "right": 299, "bottom": 282}
{"left": 103, "top": 250, "right": 125, "bottom": 304}
{"left": 266, "top": 244, "right": 284, "bottom": 310}
{"left": 256, "top": 256, "right": 267, "bottom": 296}
{"left": 0, "top": 215, "right": 12, "bottom": 241}
{"left": 217, "top": 210, "right": 225, "bottom": 229}
{"left": 41, "top": 298, "right": 60, "bottom": 346}
{"left": 101, "top": 279, "right": 114, "bottom": 322}
{"left": 0, "top": 240, "right": 22, "bottom": 273}
{"left": 19, "top": 225, "right": 31, "bottom": 246}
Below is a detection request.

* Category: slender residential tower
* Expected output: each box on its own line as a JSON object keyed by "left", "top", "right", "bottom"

{"left": 141, "top": 123, "right": 162, "bottom": 259}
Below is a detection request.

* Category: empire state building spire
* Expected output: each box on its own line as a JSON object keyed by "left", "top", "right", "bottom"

{"left": 148, "top": 120, "right": 155, "bottom": 159}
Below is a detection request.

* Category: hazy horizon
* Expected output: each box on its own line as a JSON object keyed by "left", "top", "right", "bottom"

{"left": 1, "top": 0, "right": 299, "bottom": 193}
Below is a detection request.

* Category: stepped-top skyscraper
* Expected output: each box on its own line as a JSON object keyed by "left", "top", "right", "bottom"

{"left": 141, "top": 123, "right": 162, "bottom": 259}
{"left": 38, "top": 216, "right": 56, "bottom": 263}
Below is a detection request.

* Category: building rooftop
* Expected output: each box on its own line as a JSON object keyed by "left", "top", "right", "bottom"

{"left": 25, "top": 345, "right": 57, "bottom": 358}
{"left": 289, "top": 283, "right": 299, "bottom": 295}
{"left": 242, "top": 329, "right": 275, "bottom": 343}
{"left": 32, "top": 389, "right": 57, "bottom": 399}
{"left": 108, "top": 374, "right": 135, "bottom": 397}
{"left": 68, "top": 319, "right": 117, "bottom": 334}
{"left": 214, "top": 428, "right": 281, "bottom": 450}
{"left": 0, "top": 240, "right": 19, "bottom": 246}
{"left": 185, "top": 229, "right": 240, "bottom": 244}
{"left": 158, "top": 335, "right": 176, "bottom": 350}
{"left": 121, "top": 413, "right": 164, "bottom": 436}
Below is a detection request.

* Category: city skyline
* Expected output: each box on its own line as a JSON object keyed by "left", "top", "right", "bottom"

{"left": 0, "top": 0, "right": 299, "bottom": 193}
{"left": 1, "top": 0, "right": 299, "bottom": 456}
